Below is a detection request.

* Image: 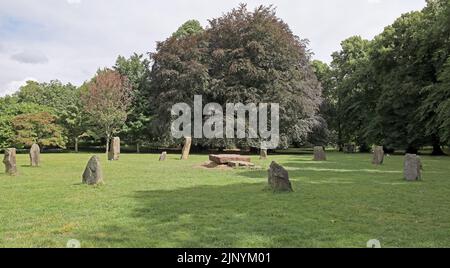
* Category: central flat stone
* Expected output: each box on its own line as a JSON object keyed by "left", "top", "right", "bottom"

{"left": 209, "top": 154, "right": 251, "bottom": 165}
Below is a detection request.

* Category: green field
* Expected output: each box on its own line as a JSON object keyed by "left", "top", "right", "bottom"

{"left": 0, "top": 152, "right": 449, "bottom": 248}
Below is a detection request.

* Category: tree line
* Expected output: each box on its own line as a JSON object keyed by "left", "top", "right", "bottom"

{"left": 0, "top": 1, "right": 449, "bottom": 154}
{"left": 313, "top": 0, "right": 449, "bottom": 154}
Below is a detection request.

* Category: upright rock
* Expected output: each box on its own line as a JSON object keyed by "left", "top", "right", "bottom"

{"left": 372, "top": 146, "right": 384, "bottom": 165}
{"left": 29, "top": 143, "right": 41, "bottom": 167}
{"left": 343, "top": 143, "right": 356, "bottom": 153}
{"left": 268, "top": 161, "right": 293, "bottom": 192}
{"left": 260, "top": 149, "right": 268, "bottom": 160}
{"left": 159, "top": 151, "right": 167, "bottom": 161}
{"left": 3, "top": 148, "right": 17, "bottom": 176}
{"left": 313, "top": 146, "right": 327, "bottom": 161}
{"left": 404, "top": 154, "right": 422, "bottom": 181}
{"left": 180, "top": 137, "right": 192, "bottom": 160}
{"left": 108, "top": 137, "right": 120, "bottom": 161}
{"left": 82, "top": 156, "right": 103, "bottom": 185}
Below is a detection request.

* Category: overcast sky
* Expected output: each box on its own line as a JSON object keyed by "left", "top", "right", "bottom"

{"left": 0, "top": 0, "right": 426, "bottom": 96}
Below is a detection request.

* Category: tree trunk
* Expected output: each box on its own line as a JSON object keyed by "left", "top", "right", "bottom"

{"left": 431, "top": 135, "right": 445, "bottom": 156}
{"left": 74, "top": 137, "right": 79, "bottom": 153}
{"left": 106, "top": 134, "right": 110, "bottom": 154}
{"left": 136, "top": 143, "right": 140, "bottom": 154}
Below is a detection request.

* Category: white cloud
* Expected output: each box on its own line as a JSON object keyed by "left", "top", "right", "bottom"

{"left": 0, "top": 0, "right": 427, "bottom": 95}
{"left": 1, "top": 77, "right": 38, "bottom": 97}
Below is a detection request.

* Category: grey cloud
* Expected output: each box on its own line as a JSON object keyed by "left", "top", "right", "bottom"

{"left": 11, "top": 50, "right": 49, "bottom": 64}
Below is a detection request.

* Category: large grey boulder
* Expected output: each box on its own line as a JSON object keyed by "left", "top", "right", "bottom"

{"left": 404, "top": 154, "right": 422, "bottom": 181}
{"left": 29, "top": 143, "right": 41, "bottom": 167}
{"left": 180, "top": 137, "right": 192, "bottom": 160}
{"left": 372, "top": 146, "right": 384, "bottom": 165}
{"left": 268, "top": 161, "right": 293, "bottom": 192}
{"left": 3, "top": 148, "right": 17, "bottom": 176}
{"left": 108, "top": 137, "right": 120, "bottom": 161}
{"left": 313, "top": 146, "right": 327, "bottom": 161}
{"left": 82, "top": 156, "right": 103, "bottom": 185}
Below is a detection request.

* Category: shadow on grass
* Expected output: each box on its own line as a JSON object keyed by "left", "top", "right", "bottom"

{"left": 81, "top": 182, "right": 331, "bottom": 248}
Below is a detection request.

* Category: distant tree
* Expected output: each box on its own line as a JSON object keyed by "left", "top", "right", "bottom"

{"left": 330, "top": 36, "right": 376, "bottom": 151}
{"left": 11, "top": 112, "right": 66, "bottom": 148}
{"left": 0, "top": 97, "right": 52, "bottom": 148}
{"left": 311, "top": 60, "right": 337, "bottom": 146}
{"left": 15, "top": 79, "right": 85, "bottom": 151}
{"left": 172, "top": 20, "right": 204, "bottom": 39}
{"left": 150, "top": 5, "right": 322, "bottom": 149}
{"left": 82, "top": 69, "right": 132, "bottom": 154}
{"left": 114, "top": 54, "right": 152, "bottom": 152}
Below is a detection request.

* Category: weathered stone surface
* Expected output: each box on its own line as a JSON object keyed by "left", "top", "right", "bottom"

{"left": 181, "top": 137, "right": 192, "bottom": 160}
{"left": 209, "top": 154, "right": 251, "bottom": 165}
{"left": 29, "top": 143, "right": 40, "bottom": 167}
{"left": 260, "top": 149, "right": 268, "bottom": 160}
{"left": 268, "top": 161, "right": 293, "bottom": 192}
{"left": 372, "top": 146, "right": 384, "bottom": 165}
{"left": 3, "top": 148, "right": 17, "bottom": 176}
{"left": 404, "top": 154, "right": 422, "bottom": 181}
{"left": 159, "top": 151, "right": 167, "bottom": 161}
{"left": 82, "top": 156, "right": 103, "bottom": 185}
{"left": 313, "top": 146, "right": 327, "bottom": 161}
{"left": 227, "top": 161, "right": 255, "bottom": 168}
{"left": 343, "top": 143, "right": 356, "bottom": 153}
{"left": 108, "top": 137, "right": 120, "bottom": 161}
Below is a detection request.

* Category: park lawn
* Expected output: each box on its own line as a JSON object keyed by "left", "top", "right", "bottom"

{"left": 0, "top": 152, "right": 449, "bottom": 248}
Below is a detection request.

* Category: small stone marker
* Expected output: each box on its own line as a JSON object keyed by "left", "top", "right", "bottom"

{"left": 180, "top": 137, "right": 192, "bottom": 160}
{"left": 313, "top": 146, "right": 327, "bottom": 161}
{"left": 404, "top": 154, "right": 422, "bottom": 181}
{"left": 82, "top": 155, "right": 103, "bottom": 185}
{"left": 260, "top": 149, "right": 268, "bottom": 160}
{"left": 159, "top": 151, "right": 167, "bottom": 161}
{"left": 268, "top": 161, "right": 293, "bottom": 192}
{"left": 3, "top": 148, "right": 17, "bottom": 176}
{"left": 29, "top": 143, "right": 41, "bottom": 167}
{"left": 108, "top": 137, "right": 120, "bottom": 161}
{"left": 343, "top": 144, "right": 356, "bottom": 153}
{"left": 372, "top": 146, "right": 384, "bottom": 165}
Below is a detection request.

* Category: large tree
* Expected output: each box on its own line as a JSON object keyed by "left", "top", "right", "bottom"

{"left": 114, "top": 53, "right": 152, "bottom": 152}
{"left": 82, "top": 69, "right": 132, "bottom": 154}
{"left": 150, "top": 5, "right": 322, "bottom": 149}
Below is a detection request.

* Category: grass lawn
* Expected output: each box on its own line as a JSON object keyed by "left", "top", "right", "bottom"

{"left": 0, "top": 152, "right": 449, "bottom": 248}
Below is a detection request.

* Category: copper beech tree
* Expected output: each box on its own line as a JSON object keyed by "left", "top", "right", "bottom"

{"left": 82, "top": 69, "right": 132, "bottom": 154}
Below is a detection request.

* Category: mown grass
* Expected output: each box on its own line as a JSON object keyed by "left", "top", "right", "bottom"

{"left": 0, "top": 152, "right": 449, "bottom": 248}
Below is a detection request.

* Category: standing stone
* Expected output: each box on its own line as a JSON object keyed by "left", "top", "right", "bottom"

{"left": 82, "top": 156, "right": 103, "bottom": 185}
{"left": 372, "top": 146, "right": 384, "bottom": 165}
{"left": 268, "top": 161, "right": 293, "bottom": 192}
{"left": 3, "top": 148, "right": 17, "bottom": 176}
{"left": 404, "top": 154, "right": 422, "bottom": 181}
{"left": 313, "top": 146, "right": 327, "bottom": 161}
{"left": 29, "top": 143, "right": 41, "bottom": 167}
{"left": 180, "top": 137, "right": 192, "bottom": 160}
{"left": 159, "top": 151, "right": 167, "bottom": 161}
{"left": 260, "top": 149, "right": 268, "bottom": 160}
{"left": 343, "top": 144, "right": 356, "bottom": 153}
{"left": 108, "top": 137, "right": 120, "bottom": 161}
